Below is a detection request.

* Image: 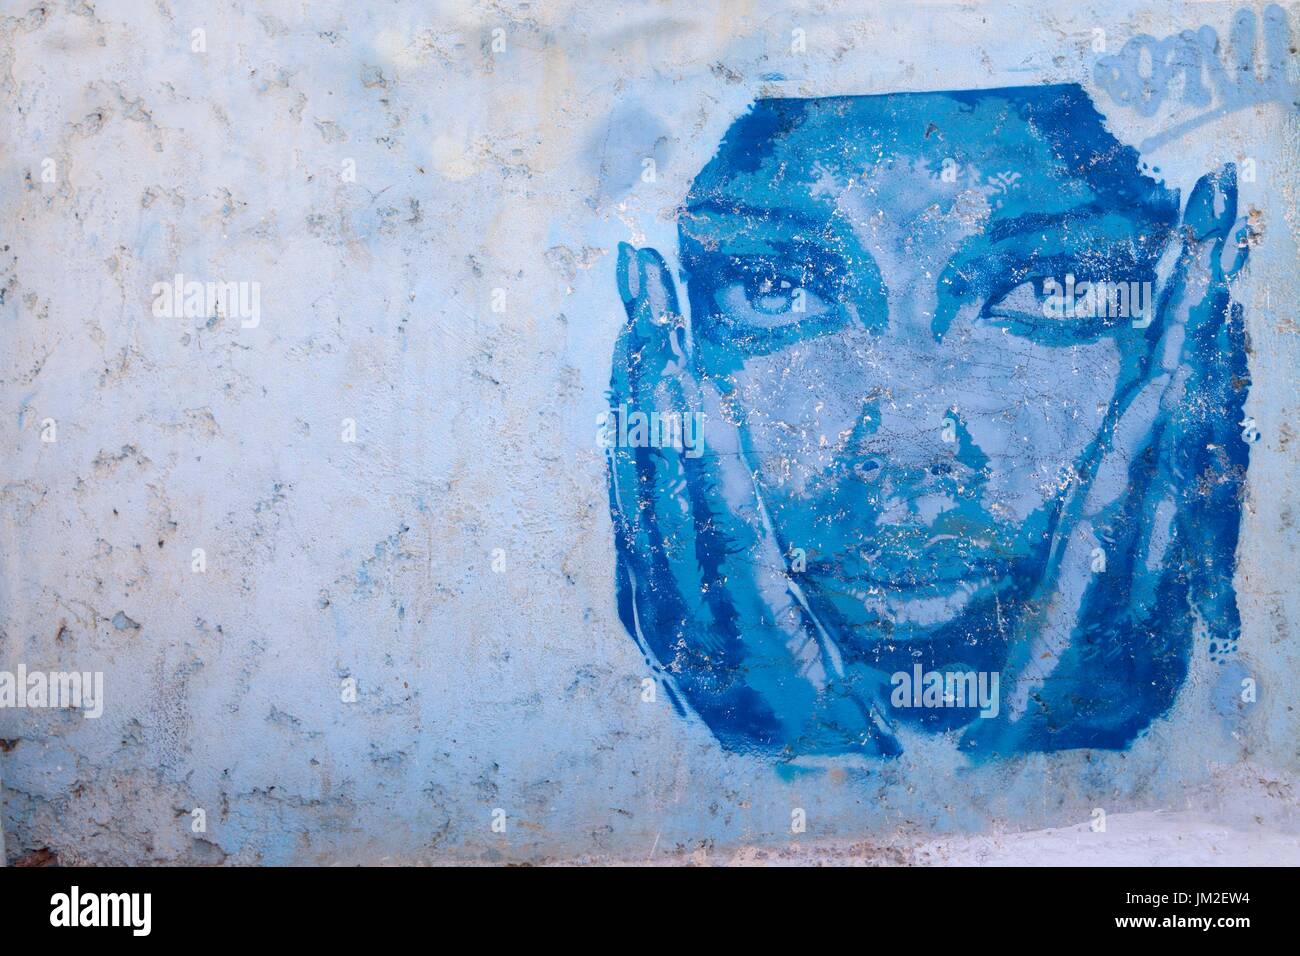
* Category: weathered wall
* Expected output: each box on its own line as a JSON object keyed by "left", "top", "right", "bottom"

{"left": 1, "top": 0, "right": 1297, "bottom": 864}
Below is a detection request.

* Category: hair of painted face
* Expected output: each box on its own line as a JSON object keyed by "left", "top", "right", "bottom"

{"left": 687, "top": 84, "right": 1179, "bottom": 221}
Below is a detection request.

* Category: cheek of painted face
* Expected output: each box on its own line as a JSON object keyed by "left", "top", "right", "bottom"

{"left": 724, "top": 329, "right": 878, "bottom": 496}
{"left": 939, "top": 310, "right": 1123, "bottom": 525}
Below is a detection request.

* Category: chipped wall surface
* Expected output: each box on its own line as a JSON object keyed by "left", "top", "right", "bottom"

{"left": 1, "top": 1, "right": 1297, "bottom": 865}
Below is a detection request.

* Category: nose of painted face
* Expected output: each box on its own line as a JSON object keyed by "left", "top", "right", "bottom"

{"left": 607, "top": 85, "right": 1255, "bottom": 761}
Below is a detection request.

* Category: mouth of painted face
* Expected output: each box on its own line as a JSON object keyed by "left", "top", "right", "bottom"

{"left": 803, "top": 526, "right": 1040, "bottom": 633}
{"left": 757, "top": 460, "right": 1054, "bottom": 644}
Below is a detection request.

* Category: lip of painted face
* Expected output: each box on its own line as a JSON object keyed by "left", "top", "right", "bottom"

{"left": 678, "top": 88, "right": 1179, "bottom": 651}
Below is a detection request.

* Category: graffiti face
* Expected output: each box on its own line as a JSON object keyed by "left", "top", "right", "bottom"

{"left": 607, "top": 85, "right": 1252, "bottom": 761}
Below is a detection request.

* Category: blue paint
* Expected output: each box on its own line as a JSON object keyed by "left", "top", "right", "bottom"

{"left": 606, "top": 85, "right": 1253, "bottom": 760}
{"left": 1094, "top": 3, "right": 1300, "bottom": 151}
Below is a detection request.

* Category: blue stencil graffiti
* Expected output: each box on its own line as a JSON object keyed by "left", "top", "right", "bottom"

{"left": 606, "top": 84, "right": 1255, "bottom": 760}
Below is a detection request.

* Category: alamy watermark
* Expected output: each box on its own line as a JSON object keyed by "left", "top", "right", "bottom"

{"left": 1042, "top": 274, "right": 1153, "bottom": 327}
{"left": 596, "top": 405, "right": 705, "bottom": 458}
{"left": 890, "top": 665, "right": 1000, "bottom": 718}
{"left": 0, "top": 665, "right": 104, "bottom": 719}
{"left": 151, "top": 273, "right": 261, "bottom": 328}
{"left": 50, "top": 886, "right": 151, "bottom": 936}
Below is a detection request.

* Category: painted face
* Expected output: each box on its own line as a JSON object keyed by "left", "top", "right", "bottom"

{"left": 679, "top": 88, "right": 1181, "bottom": 689}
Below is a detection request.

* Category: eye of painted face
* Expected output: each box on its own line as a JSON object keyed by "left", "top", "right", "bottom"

{"left": 717, "top": 256, "right": 831, "bottom": 329}
{"left": 746, "top": 276, "right": 801, "bottom": 316}
{"left": 985, "top": 279, "right": 1052, "bottom": 317}
{"left": 980, "top": 271, "right": 1157, "bottom": 345}
{"left": 683, "top": 241, "right": 888, "bottom": 356}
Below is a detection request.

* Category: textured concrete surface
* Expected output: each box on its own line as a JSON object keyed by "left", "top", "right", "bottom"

{"left": 0, "top": 1, "right": 1297, "bottom": 864}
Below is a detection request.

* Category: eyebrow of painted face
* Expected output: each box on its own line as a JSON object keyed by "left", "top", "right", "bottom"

{"left": 679, "top": 201, "right": 884, "bottom": 307}
{"left": 684, "top": 193, "right": 1172, "bottom": 283}
{"left": 679, "top": 198, "right": 834, "bottom": 255}
{"left": 975, "top": 202, "right": 1179, "bottom": 252}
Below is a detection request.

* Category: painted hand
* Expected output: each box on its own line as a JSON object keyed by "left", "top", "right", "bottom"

{"left": 966, "top": 163, "right": 1255, "bottom": 754}
{"left": 606, "top": 243, "right": 901, "bottom": 758}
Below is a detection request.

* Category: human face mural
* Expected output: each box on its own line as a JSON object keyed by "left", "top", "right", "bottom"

{"left": 606, "top": 84, "right": 1253, "bottom": 761}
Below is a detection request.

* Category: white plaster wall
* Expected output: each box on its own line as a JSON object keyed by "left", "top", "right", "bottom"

{"left": 0, "top": 0, "right": 1296, "bottom": 864}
